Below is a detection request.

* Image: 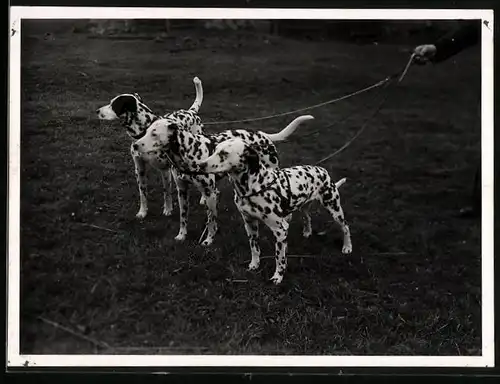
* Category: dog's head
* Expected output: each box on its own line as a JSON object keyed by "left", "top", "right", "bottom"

{"left": 199, "top": 138, "right": 260, "bottom": 175}
{"left": 97, "top": 93, "right": 157, "bottom": 138}
{"left": 96, "top": 93, "right": 144, "bottom": 120}
{"left": 133, "top": 119, "right": 179, "bottom": 154}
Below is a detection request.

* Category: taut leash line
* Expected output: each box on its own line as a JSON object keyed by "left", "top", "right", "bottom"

{"left": 203, "top": 77, "right": 390, "bottom": 126}
{"left": 314, "top": 79, "right": 393, "bottom": 166}
{"left": 314, "top": 54, "right": 415, "bottom": 165}
{"left": 203, "top": 53, "right": 416, "bottom": 127}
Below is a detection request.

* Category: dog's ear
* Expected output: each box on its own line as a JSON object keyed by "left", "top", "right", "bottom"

{"left": 111, "top": 95, "right": 137, "bottom": 116}
{"left": 245, "top": 146, "right": 260, "bottom": 174}
{"left": 166, "top": 123, "right": 181, "bottom": 154}
{"left": 133, "top": 93, "right": 143, "bottom": 102}
{"left": 167, "top": 123, "right": 180, "bottom": 135}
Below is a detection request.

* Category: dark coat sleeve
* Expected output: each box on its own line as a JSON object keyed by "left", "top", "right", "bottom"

{"left": 431, "top": 22, "right": 480, "bottom": 63}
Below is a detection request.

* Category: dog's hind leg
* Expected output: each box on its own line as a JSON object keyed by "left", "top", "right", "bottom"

{"left": 301, "top": 204, "right": 313, "bottom": 238}
{"left": 320, "top": 182, "right": 352, "bottom": 254}
{"left": 161, "top": 168, "right": 174, "bottom": 216}
{"left": 132, "top": 153, "right": 148, "bottom": 219}
{"left": 200, "top": 189, "right": 219, "bottom": 246}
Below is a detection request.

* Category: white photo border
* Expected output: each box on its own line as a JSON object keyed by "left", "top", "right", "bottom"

{"left": 7, "top": 6, "right": 495, "bottom": 368}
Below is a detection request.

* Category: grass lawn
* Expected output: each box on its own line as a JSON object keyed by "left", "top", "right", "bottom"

{"left": 19, "top": 21, "right": 481, "bottom": 355}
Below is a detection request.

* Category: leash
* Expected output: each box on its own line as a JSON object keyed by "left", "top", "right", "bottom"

{"left": 314, "top": 53, "right": 415, "bottom": 166}
{"left": 314, "top": 79, "right": 392, "bottom": 165}
{"left": 202, "top": 53, "right": 415, "bottom": 127}
{"left": 292, "top": 83, "right": 384, "bottom": 141}
{"left": 399, "top": 53, "right": 416, "bottom": 82}
{"left": 203, "top": 77, "right": 391, "bottom": 126}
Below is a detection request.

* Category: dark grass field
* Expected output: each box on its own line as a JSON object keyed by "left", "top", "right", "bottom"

{"left": 19, "top": 20, "right": 482, "bottom": 355}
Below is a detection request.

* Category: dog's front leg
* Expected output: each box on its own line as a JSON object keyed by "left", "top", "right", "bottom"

{"left": 173, "top": 175, "right": 190, "bottom": 242}
{"left": 161, "top": 168, "right": 174, "bottom": 216}
{"left": 199, "top": 189, "right": 220, "bottom": 246}
{"left": 199, "top": 195, "right": 206, "bottom": 206}
{"left": 241, "top": 214, "right": 261, "bottom": 271}
{"left": 266, "top": 219, "right": 289, "bottom": 285}
{"left": 131, "top": 152, "right": 148, "bottom": 219}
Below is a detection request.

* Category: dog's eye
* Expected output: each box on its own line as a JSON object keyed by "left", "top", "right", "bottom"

{"left": 151, "top": 132, "right": 157, "bottom": 138}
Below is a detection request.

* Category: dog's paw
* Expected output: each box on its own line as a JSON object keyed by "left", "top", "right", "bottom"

{"left": 342, "top": 244, "right": 352, "bottom": 254}
{"left": 302, "top": 230, "right": 312, "bottom": 238}
{"left": 248, "top": 261, "right": 260, "bottom": 271}
{"left": 270, "top": 273, "right": 283, "bottom": 285}
{"left": 175, "top": 233, "right": 187, "bottom": 242}
{"left": 199, "top": 196, "right": 206, "bottom": 206}
{"left": 136, "top": 210, "right": 147, "bottom": 219}
{"left": 162, "top": 207, "right": 173, "bottom": 217}
{"left": 200, "top": 236, "right": 214, "bottom": 247}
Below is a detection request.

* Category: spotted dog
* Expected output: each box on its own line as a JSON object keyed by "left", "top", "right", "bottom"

{"left": 197, "top": 138, "right": 352, "bottom": 285}
{"left": 133, "top": 115, "right": 314, "bottom": 246}
{"left": 97, "top": 77, "right": 204, "bottom": 219}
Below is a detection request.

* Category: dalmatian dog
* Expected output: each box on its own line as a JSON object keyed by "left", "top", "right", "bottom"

{"left": 197, "top": 137, "right": 353, "bottom": 285}
{"left": 132, "top": 115, "right": 315, "bottom": 246}
{"left": 96, "top": 77, "right": 204, "bottom": 219}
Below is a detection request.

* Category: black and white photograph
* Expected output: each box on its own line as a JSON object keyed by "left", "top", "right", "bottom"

{"left": 7, "top": 6, "right": 494, "bottom": 368}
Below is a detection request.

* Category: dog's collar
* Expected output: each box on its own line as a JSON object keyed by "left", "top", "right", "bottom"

{"left": 281, "top": 171, "right": 292, "bottom": 212}
{"left": 126, "top": 115, "right": 161, "bottom": 140}
{"left": 236, "top": 184, "right": 273, "bottom": 199}
{"left": 160, "top": 147, "right": 207, "bottom": 176}
{"left": 234, "top": 172, "right": 280, "bottom": 199}
{"left": 236, "top": 171, "right": 292, "bottom": 211}
{"left": 161, "top": 136, "right": 217, "bottom": 176}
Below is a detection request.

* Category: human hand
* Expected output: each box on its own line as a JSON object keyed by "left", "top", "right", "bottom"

{"left": 413, "top": 44, "right": 437, "bottom": 65}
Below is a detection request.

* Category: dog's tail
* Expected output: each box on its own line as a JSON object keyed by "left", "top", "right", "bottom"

{"left": 189, "top": 77, "right": 204, "bottom": 113}
{"left": 335, "top": 178, "right": 347, "bottom": 189}
{"left": 263, "top": 115, "right": 315, "bottom": 142}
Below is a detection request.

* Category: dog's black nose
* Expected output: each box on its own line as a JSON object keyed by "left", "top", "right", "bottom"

{"left": 133, "top": 143, "right": 139, "bottom": 150}
{"left": 96, "top": 109, "right": 100, "bottom": 114}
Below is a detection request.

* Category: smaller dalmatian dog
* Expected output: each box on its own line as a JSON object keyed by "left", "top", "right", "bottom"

{"left": 197, "top": 137, "right": 353, "bottom": 285}
{"left": 96, "top": 77, "right": 204, "bottom": 220}
{"left": 132, "top": 115, "right": 315, "bottom": 246}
